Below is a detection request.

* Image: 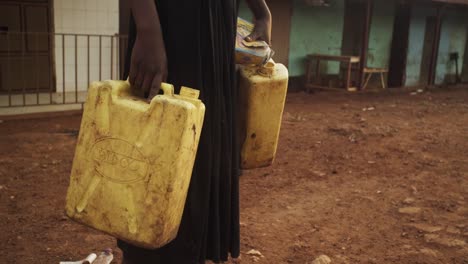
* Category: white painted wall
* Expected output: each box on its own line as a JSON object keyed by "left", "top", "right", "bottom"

{"left": 53, "top": 0, "right": 120, "bottom": 95}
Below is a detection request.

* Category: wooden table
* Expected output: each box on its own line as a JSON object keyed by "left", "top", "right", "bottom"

{"left": 305, "top": 54, "right": 360, "bottom": 92}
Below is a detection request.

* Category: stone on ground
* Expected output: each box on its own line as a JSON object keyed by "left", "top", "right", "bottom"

{"left": 398, "top": 207, "right": 422, "bottom": 214}
{"left": 405, "top": 223, "right": 443, "bottom": 233}
{"left": 424, "top": 234, "right": 467, "bottom": 247}
{"left": 311, "top": 255, "right": 332, "bottom": 264}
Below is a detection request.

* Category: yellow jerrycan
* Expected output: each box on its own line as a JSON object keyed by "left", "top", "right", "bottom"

{"left": 65, "top": 80, "right": 205, "bottom": 249}
{"left": 238, "top": 60, "right": 288, "bottom": 169}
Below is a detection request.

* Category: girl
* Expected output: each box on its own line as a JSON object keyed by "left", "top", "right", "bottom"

{"left": 120, "top": 1, "right": 271, "bottom": 263}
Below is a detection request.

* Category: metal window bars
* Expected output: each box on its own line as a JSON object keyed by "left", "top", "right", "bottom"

{"left": 0, "top": 32, "right": 128, "bottom": 108}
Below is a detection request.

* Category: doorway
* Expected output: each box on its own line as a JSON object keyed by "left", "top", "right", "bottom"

{"left": 388, "top": 2, "right": 411, "bottom": 87}
{"left": 267, "top": 0, "right": 293, "bottom": 66}
{"left": 0, "top": 0, "right": 53, "bottom": 94}
{"left": 420, "top": 17, "right": 437, "bottom": 85}
{"left": 341, "top": 0, "right": 366, "bottom": 57}
{"left": 461, "top": 28, "right": 468, "bottom": 83}
{"left": 341, "top": 0, "right": 368, "bottom": 87}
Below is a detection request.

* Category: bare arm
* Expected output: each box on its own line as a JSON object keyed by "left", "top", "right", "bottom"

{"left": 245, "top": 0, "right": 272, "bottom": 44}
{"left": 128, "top": 0, "right": 167, "bottom": 100}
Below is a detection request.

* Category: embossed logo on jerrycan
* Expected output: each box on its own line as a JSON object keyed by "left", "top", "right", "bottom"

{"left": 238, "top": 60, "right": 289, "bottom": 169}
{"left": 65, "top": 80, "right": 205, "bottom": 249}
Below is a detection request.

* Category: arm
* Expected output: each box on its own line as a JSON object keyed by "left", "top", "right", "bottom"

{"left": 128, "top": 0, "right": 167, "bottom": 100}
{"left": 245, "top": 0, "right": 272, "bottom": 45}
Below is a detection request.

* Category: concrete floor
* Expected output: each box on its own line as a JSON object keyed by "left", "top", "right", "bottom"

{"left": 0, "top": 91, "right": 86, "bottom": 116}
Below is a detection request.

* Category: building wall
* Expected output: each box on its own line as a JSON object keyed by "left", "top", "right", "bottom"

{"left": 462, "top": 28, "right": 468, "bottom": 82}
{"left": 238, "top": 2, "right": 253, "bottom": 21}
{"left": 242, "top": 0, "right": 347, "bottom": 77}
{"left": 367, "top": 0, "right": 395, "bottom": 68}
{"left": 53, "top": 0, "right": 119, "bottom": 94}
{"left": 406, "top": 5, "right": 468, "bottom": 86}
{"left": 240, "top": 0, "right": 467, "bottom": 84}
{"left": 243, "top": 0, "right": 396, "bottom": 77}
{"left": 288, "top": 0, "right": 345, "bottom": 77}
{"left": 405, "top": 6, "right": 435, "bottom": 86}
{"left": 435, "top": 7, "right": 468, "bottom": 84}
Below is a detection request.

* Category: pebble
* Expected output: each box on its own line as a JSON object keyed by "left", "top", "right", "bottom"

{"left": 313, "top": 171, "right": 327, "bottom": 177}
{"left": 398, "top": 207, "right": 422, "bottom": 214}
{"left": 405, "top": 223, "right": 443, "bottom": 233}
{"left": 403, "top": 197, "right": 415, "bottom": 204}
{"left": 424, "top": 234, "right": 466, "bottom": 247}
{"left": 311, "top": 255, "right": 331, "bottom": 264}
{"left": 246, "top": 249, "right": 263, "bottom": 258}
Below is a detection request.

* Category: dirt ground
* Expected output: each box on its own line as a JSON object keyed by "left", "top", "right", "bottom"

{"left": 1, "top": 87, "right": 467, "bottom": 264}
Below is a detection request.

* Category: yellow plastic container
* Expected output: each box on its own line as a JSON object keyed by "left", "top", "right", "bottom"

{"left": 65, "top": 80, "right": 205, "bottom": 249}
{"left": 238, "top": 61, "right": 288, "bottom": 169}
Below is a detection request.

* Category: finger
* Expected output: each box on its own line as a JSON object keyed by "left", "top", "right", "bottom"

{"left": 134, "top": 70, "right": 145, "bottom": 91}
{"left": 128, "top": 61, "right": 139, "bottom": 86}
{"left": 147, "top": 74, "right": 162, "bottom": 101}
{"left": 141, "top": 72, "right": 154, "bottom": 95}
{"left": 245, "top": 32, "right": 259, "bottom": 42}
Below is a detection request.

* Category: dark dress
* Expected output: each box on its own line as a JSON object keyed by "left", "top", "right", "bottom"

{"left": 118, "top": 1, "right": 240, "bottom": 263}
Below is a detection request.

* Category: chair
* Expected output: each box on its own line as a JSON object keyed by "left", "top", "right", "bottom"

{"left": 362, "top": 68, "right": 388, "bottom": 90}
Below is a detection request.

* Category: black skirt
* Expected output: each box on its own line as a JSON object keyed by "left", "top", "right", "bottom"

{"left": 118, "top": 1, "right": 240, "bottom": 263}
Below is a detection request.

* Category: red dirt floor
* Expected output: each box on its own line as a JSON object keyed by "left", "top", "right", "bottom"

{"left": 1, "top": 87, "right": 467, "bottom": 263}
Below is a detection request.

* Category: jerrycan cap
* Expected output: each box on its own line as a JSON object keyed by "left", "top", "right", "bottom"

{"left": 257, "top": 60, "right": 275, "bottom": 77}
{"left": 160, "top": 83, "right": 200, "bottom": 100}
{"left": 179, "top": 87, "right": 200, "bottom": 99}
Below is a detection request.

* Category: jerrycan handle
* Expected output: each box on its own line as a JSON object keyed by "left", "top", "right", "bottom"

{"left": 160, "top": 82, "right": 174, "bottom": 96}
{"left": 125, "top": 78, "right": 174, "bottom": 99}
{"left": 148, "top": 83, "right": 175, "bottom": 111}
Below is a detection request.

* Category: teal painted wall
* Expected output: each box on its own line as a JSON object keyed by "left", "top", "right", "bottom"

{"left": 406, "top": 5, "right": 468, "bottom": 86}
{"left": 435, "top": 8, "right": 468, "bottom": 84}
{"left": 367, "top": 0, "right": 395, "bottom": 68}
{"left": 242, "top": 0, "right": 396, "bottom": 77}
{"left": 405, "top": 6, "right": 436, "bottom": 86}
{"left": 288, "top": 0, "right": 345, "bottom": 76}
{"left": 241, "top": 1, "right": 468, "bottom": 84}
{"left": 238, "top": 2, "right": 252, "bottom": 21}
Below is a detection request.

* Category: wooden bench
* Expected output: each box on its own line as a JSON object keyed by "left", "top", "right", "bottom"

{"left": 305, "top": 54, "right": 360, "bottom": 92}
{"left": 362, "top": 67, "right": 388, "bottom": 90}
